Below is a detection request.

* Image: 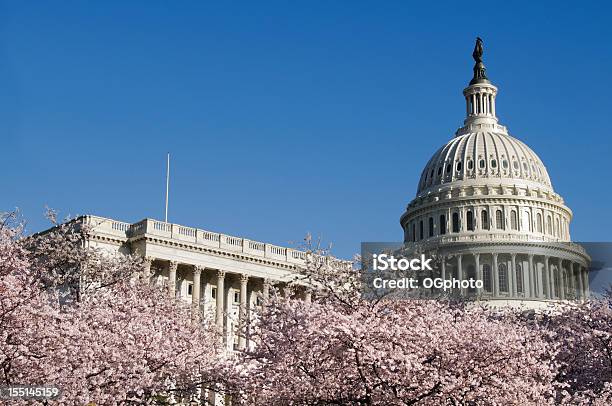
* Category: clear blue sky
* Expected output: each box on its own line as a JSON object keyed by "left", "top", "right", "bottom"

{"left": 2, "top": 1, "right": 611, "bottom": 259}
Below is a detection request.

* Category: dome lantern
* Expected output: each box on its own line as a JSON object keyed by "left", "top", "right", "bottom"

{"left": 462, "top": 37, "right": 498, "bottom": 127}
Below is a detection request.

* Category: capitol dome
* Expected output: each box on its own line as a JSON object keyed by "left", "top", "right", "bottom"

{"left": 399, "top": 38, "right": 590, "bottom": 307}
{"left": 417, "top": 131, "right": 553, "bottom": 196}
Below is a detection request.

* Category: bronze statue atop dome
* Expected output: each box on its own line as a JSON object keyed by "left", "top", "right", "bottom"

{"left": 470, "top": 37, "right": 489, "bottom": 85}
{"left": 472, "top": 37, "right": 484, "bottom": 63}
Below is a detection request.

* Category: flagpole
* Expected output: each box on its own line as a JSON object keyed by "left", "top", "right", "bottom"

{"left": 165, "top": 152, "right": 170, "bottom": 223}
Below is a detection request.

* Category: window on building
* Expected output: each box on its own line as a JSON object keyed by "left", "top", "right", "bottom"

{"left": 483, "top": 264, "right": 492, "bottom": 292}
{"left": 234, "top": 291, "right": 240, "bottom": 304}
{"left": 481, "top": 210, "right": 489, "bottom": 230}
{"left": 510, "top": 210, "right": 518, "bottom": 230}
{"left": 412, "top": 223, "right": 416, "bottom": 242}
{"left": 428, "top": 217, "right": 434, "bottom": 237}
{"left": 499, "top": 263, "right": 508, "bottom": 293}
{"left": 513, "top": 161, "right": 519, "bottom": 170}
{"left": 446, "top": 163, "right": 452, "bottom": 174}
{"left": 502, "top": 159, "right": 508, "bottom": 169}
{"left": 491, "top": 159, "right": 497, "bottom": 169}
{"left": 496, "top": 210, "right": 504, "bottom": 230}
{"left": 546, "top": 215, "right": 552, "bottom": 235}
{"left": 467, "top": 159, "right": 473, "bottom": 170}
{"left": 419, "top": 220, "right": 424, "bottom": 240}
{"left": 452, "top": 213, "right": 460, "bottom": 233}
{"left": 211, "top": 288, "right": 217, "bottom": 299}
{"left": 537, "top": 213, "right": 543, "bottom": 233}
{"left": 466, "top": 210, "right": 474, "bottom": 231}
{"left": 437, "top": 166, "right": 442, "bottom": 176}
{"left": 556, "top": 218, "right": 560, "bottom": 237}
{"left": 456, "top": 161, "right": 462, "bottom": 172}
{"left": 516, "top": 264, "right": 523, "bottom": 294}
{"left": 187, "top": 283, "right": 193, "bottom": 296}
{"left": 439, "top": 215, "right": 446, "bottom": 235}
{"left": 479, "top": 159, "right": 485, "bottom": 169}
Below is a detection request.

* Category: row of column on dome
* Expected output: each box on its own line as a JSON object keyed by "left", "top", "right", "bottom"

{"left": 141, "top": 258, "right": 312, "bottom": 351}
{"left": 405, "top": 205, "right": 569, "bottom": 241}
{"left": 430, "top": 253, "right": 589, "bottom": 301}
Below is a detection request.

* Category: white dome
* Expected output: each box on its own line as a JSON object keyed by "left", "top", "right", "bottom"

{"left": 417, "top": 130, "right": 553, "bottom": 196}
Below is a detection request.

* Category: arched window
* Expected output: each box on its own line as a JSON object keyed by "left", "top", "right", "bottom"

{"left": 483, "top": 264, "right": 492, "bottom": 292}
{"left": 412, "top": 223, "right": 416, "bottom": 242}
{"left": 516, "top": 263, "right": 523, "bottom": 294}
{"left": 556, "top": 218, "right": 560, "bottom": 237}
{"left": 419, "top": 220, "right": 424, "bottom": 240}
{"left": 428, "top": 217, "right": 434, "bottom": 237}
{"left": 452, "top": 212, "right": 460, "bottom": 233}
{"left": 439, "top": 215, "right": 446, "bottom": 235}
{"left": 437, "top": 166, "right": 442, "bottom": 176}
{"left": 496, "top": 210, "right": 504, "bottom": 230}
{"left": 498, "top": 263, "right": 508, "bottom": 293}
{"left": 537, "top": 213, "right": 543, "bottom": 233}
{"left": 479, "top": 159, "right": 486, "bottom": 169}
{"left": 546, "top": 215, "right": 552, "bottom": 235}
{"left": 510, "top": 210, "right": 518, "bottom": 230}
{"left": 466, "top": 210, "right": 474, "bottom": 231}
{"left": 481, "top": 210, "right": 489, "bottom": 230}
{"left": 523, "top": 211, "right": 531, "bottom": 232}
{"left": 446, "top": 164, "right": 452, "bottom": 174}
{"left": 467, "top": 160, "right": 474, "bottom": 170}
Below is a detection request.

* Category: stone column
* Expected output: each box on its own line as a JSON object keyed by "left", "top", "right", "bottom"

{"left": 511, "top": 254, "right": 517, "bottom": 297}
{"left": 192, "top": 266, "right": 202, "bottom": 308}
{"left": 474, "top": 254, "right": 481, "bottom": 296}
{"left": 528, "top": 255, "right": 534, "bottom": 299}
{"left": 143, "top": 257, "right": 153, "bottom": 280}
{"left": 262, "top": 278, "right": 271, "bottom": 307}
{"left": 441, "top": 256, "right": 446, "bottom": 281}
{"left": 457, "top": 254, "right": 463, "bottom": 295}
{"left": 544, "top": 256, "right": 552, "bottom": 299}
{"left": 215, "top": 270, "right": 225, "bottom": 331}
{"left": 536, "top": 259, "right": 544, "bottom": 298}
{"left": 576, "top": 263, "right": 584, "bottom": 300}
{"left": 582, "top": 266, "right": 589, "bottom": 299}
{"left": 168, "top": 261, "right": 178, "bottom": 298}
{"left": 304, "top": 288, "right": 312, "bottom": 303}
{"left": 239, "top": 274, "right": 248, "bottom": 350}
{"left": 492, "top": 254, "right": 499, "bottom": 297}
{"left": 558, "top": 258, "right": 565, "bottom": 300}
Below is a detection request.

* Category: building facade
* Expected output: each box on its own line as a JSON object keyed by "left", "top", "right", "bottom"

{"left": 400, "top": 39, "right": 590, "bottom": 307}
{"left": 81, "top": 215, "right": 322, "bottom": 351}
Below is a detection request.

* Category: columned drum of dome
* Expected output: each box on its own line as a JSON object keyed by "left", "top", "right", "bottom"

{"left": 399, "top": 39, "right": 590, "bottom": 307}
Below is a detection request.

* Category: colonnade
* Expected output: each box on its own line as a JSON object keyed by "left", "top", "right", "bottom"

{"left": 438, "top": 252, "right": 589, "bottom": 301}
{"left": 142, "top": 257, "right": 311, "bottom": 351}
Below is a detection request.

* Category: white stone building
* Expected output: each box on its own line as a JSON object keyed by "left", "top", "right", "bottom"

{"left": 400, "top": 38, "right": 590, "bottom": 307}
{"left": 80, "top": 215, "right": 320, "bottom": 351}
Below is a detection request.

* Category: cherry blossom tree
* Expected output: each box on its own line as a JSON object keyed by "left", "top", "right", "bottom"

{"left": 535, "top": 297, "right": 612, "bottom": 405}
{"left": 224, "top": 297, "right": 558, "bottom": 405}
{"left": 219, "top": 242, "right": 558, "bottom": 405}
{"left": 0, "top": 213, "right": 223, "bottom": 404}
